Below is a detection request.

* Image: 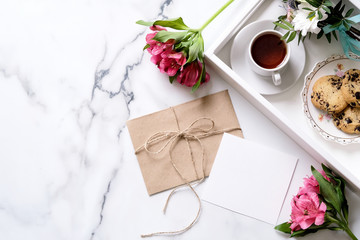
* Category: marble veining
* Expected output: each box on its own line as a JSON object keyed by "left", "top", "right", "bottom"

{"left": 0, "top": 0, "right": 360, "bottom": 239}
{"left": 90, "top": 171, "right": 116, "bottom": 240}
{"left": 87, "top": 1, "right": 177, "bottom": 239}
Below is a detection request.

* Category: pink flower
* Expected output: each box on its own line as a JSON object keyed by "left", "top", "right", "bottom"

{"left": 286, "top": 5, "right": 294, "bottom": 22}
{"left": 298, "top": 170, "right": 330, "bottom": 195}
{"left": 290, "top": 192, "right": 327, "bottom": 232}
{"left": 150, "top": 25, "right": 167, "bottom": 31}
{"left": 158, "top": 50, "right": 186, "bottom": 76}
{"left": 176, "top": 61, "right": 210, "bottom": 87}
{"left": 145, "top": 26, "right": 186, "bottom": 77}
{"left": 146, "top": 33, "right": 174, "bottom": 56}
{"left": 145, "top": 26, "right": 174, "bottom": 56}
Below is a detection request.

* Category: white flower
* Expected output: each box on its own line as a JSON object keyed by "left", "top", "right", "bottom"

{"left": 292, "top": 2, "right": 328, "bottom": 36}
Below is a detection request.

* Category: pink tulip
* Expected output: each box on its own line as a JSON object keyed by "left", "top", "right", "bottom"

{"left": 289, "top": 192, "right": 326, "bottom": 232}
{"left": 176, "top": 61, "right": 210, "bottom": 87}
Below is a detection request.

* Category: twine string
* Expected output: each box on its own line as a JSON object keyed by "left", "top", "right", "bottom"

{"left": 135, "top": 107, "right": 241, "bottom": 238}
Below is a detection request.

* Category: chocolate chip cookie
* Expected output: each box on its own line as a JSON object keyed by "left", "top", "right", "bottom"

{"left": 311, "top": 75, "right": 348, "bottom": 114}
{"left": 333, "top": 106, "right": 360, "bottom": 134}
{"left": 341, "top": 69, "right": 360, "bottom": 108}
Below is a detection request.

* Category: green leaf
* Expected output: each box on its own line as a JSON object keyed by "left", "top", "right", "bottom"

{"left": 334, "top": 178, "right": 348, "bottom": 222}
{"left": 187, "top": 35, "right": 203, "bottom": 63}
{"left": 136, "top": 20, "right": 154, "bottom": 26}
{"left": 281, "top": 31, "right": 290, "bottom": 41}
{"left": 343, "top": 21, "right": 351, "bottom": 30}
{"left": 346, "top": 19, "right": 356, "bottom": 25}
{"left": 298, "top": 33, "right": 302, "bottom": 45}
{"left": 317, "top": 30, "right": 324, "bottom": 39}
{"left": 192, "top": 80, "right": 201, "bottom": 92}
{"left": 174, "top": 40, "right": 191, "bottom": 51}
{"left": 334, "top": 175, "right": 349, "bottom": 222}
{"left": 153, "top": 31, "right": 188, "bottom": 43}
{"left": 197, "top": 35, "right": 204, "bottom": 58}
{"left": 143, "top": 44, "right": 150, "bottom": 51}
{"left": 322, "top": 6, "right": 331, "bottom": 14}
{"left": 306, "top": 0, "right": 322, "bottom": 8}
{"left": 274, "top": 222, "right": 291, "bottom": 234}
{"left": 302, "top": 35, "right": 306, "bottom": 42}
{"left": 321, "top": 164, "right": 333, "bottom": 177}
{"left": 324, "top": 0, "right": 333, "bottom": 7}
{"left": 136, "top": 17, "right": 190, "bottom": 30}
{"left": 332, "top": 31, "right": 338, "bottom": 41}
{"left": 191, "top": 68, "right": 203, "bottom": 92}
{"left": 318, "top": 10, "right": 323, "bottom": 19}
{"left": 325, "top": 33, "right": 331, "bottom": 43}
{"left": 282, "top": 20, "right": 294, "bottom": 29}
{"left": 343, "top": 204, "right": 349, "bottom": 223}
{"left": 287, "top": 31, "right": 297, "bottom": 43}
{"left": 325, "top": 202, "right": 334, "bottom": 211}
{"left": 330, "top": 21, "right": 342, "bottom": 29}
{"left": 334, "top": 0, "right": 342, "bottom": 12}
{"left": 273, "top": 22, "right": 291, "bottom": 30}
{"left": 311, "top": 166, "right": 342, "bottom": 214}
{"left": 291, "top": 229, "right": 318, "bottom": 237}
{"left": 277, "top": 15, "right": 287, "bottom": 21}
{"left": 191, "top": 58, "right": 206, "bottom": 93}
{"left": 345, "top": 8, "right": 354, "bottom": 18}
{"left": 303, "top": 7, "right": 314, "bottom": 11}
{"left": 328, "top": 227, "right": 343, "bottom": 231}
{"left": 307, "top": 11, "right": 316, "bottom": 19}
{"left": 169, "top": 75, "right": 176, "bottom": 84}
{"left": 339, "top": 5, "right": 345, "bottom": 15}
{"left": 290, "top": 221, "right": 332, "bottom": 237}
{"left": 280, "top": 15, "right": 287, "bottom": 20}
{"left": 152, "top": 17, "right": 190, "bottom": 30}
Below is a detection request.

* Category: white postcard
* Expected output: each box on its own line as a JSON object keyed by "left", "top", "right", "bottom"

{"left": 202, "top": 133, "right": 298, "bottom": 225}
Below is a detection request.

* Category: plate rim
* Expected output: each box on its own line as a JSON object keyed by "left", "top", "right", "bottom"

{"left": 301, "top": 53, "right": 360, "bottom": 145}
{"left": 230, "top": 19, "right": 305, "bottom": 95}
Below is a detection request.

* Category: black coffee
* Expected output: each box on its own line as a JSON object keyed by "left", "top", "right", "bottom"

{"left": 251, "top": 33, "right": 287, "bottom": 69}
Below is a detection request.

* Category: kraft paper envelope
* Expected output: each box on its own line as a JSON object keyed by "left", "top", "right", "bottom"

{"left": 127, "top": 90, "right": 243, "bottom": 195}
{"left": 202, "top": 134, "right": 298, "bottom": 225}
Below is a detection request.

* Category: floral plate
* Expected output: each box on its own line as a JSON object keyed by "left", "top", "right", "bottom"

{"left": 302, "top": 54, "right": 360, "bottom": 144}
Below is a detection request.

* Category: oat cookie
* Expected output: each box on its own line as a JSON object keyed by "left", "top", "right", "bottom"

{"left": 341, "top": 69, "right": 360, "bottom": 107}
{"left": 311, "top": 75, "right": 347, "bottom": 114}
{"left": 333, "top": 106, "right": 360, "bottom": 134}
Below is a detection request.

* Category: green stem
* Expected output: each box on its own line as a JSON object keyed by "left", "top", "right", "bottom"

{"left": 339, "top": 213, "right": 349, "bottom": 225}
{"left": 326, "top": 213, "right": 341, "bottom": 225}
{"left": 327, "top": 213, "right": 358, "bottom": 240}
{"left": 198, "top": 0, "right": 234, "bottom": 32}
{"left": 342, "top": 224, "right": 358, "bottom": 240}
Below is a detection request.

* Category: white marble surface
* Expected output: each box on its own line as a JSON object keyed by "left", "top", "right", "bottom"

{"left": 0, "top": 0, "right": 359, "bottom": 240}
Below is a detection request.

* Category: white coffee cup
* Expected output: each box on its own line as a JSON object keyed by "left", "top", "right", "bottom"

{"left": 247, "top": 30, "right": 291, "bottom": 86}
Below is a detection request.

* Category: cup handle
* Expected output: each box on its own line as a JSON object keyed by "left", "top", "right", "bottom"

{"left": 272, "top": 71, "right": 281, "bottom": 86}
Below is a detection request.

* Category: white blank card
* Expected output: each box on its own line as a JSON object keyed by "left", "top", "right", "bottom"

{"left": 202, "top": 134, "right": 298, "bottom": 225}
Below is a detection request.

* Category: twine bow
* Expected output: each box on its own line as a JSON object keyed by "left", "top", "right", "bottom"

{"left": 135, "top": 107, "right": 241, "bottom": 237}
{"left": 323, "top": 15, "right": 360, "bottom": 61}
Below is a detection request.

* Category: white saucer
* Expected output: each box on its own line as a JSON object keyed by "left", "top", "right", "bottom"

{"left": 230, "top": 19, "right": 305, "bottom": 95}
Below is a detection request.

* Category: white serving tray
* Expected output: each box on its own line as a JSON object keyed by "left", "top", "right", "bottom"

{"left": 205, "top": 0, "right": 360, "bottom": 192}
